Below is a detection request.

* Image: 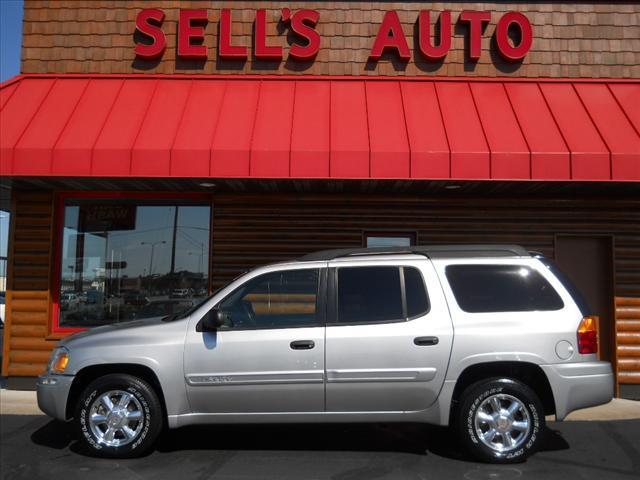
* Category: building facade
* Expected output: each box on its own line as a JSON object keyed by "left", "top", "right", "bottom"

{"left": 1, "top": 1, "right": 639, "bottom": 396}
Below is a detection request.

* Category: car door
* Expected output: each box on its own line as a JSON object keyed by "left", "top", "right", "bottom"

{"left": 184, "top": 265, "right": 326, "bottom": 414}
{"left": 325, "top": 258, "right": 453, "bottom": 412}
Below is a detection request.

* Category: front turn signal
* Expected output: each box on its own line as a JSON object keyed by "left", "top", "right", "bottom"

{"left": 48, "top": 347, "right": 70, "bottom": 374}
{"left": 577, "top": 315, "right": 598, "bottom": 355}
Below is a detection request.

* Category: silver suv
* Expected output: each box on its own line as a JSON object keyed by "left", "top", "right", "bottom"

{"left": 38, "top": 245, "right": 613, "bottom": 462}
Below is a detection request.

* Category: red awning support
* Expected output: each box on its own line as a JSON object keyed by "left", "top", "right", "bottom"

{"left": 1, "top": 74, "right": 639, "bottom": 181}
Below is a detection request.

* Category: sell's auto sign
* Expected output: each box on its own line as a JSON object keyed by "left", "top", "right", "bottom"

{"left": 134, "top": 8, "right": 533, "bottom": 64}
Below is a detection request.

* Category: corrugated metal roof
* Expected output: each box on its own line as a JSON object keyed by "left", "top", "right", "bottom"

{"left": 1, "top": 74, "right": 639, "bottom": 181}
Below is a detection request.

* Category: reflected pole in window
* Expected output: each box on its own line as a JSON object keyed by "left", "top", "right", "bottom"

{"left": 141, "top": 240, "right": 166, "bottom": 295}
{"left": 170, "top": 206, "right": 179, "bottom": 275}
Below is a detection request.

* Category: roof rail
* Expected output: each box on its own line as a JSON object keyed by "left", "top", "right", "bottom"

{"left": 298, "top": 245, "right": 531, "bottom": 262}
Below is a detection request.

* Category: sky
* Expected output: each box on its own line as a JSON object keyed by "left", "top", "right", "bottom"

{"left": 1, "top": 0, "right": 22, "bottom": 82}
{"left": 0, "top": 0, "right": 22, "bottom": 257}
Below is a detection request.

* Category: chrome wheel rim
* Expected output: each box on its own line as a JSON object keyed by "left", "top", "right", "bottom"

{"left": 88, "top": 390, "right": 144, "bottom": 447}
{"left": 474, "top": 393, "right": 531, "bottom": 453}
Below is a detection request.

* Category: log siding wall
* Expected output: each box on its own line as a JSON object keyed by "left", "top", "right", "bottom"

{"left": 2, "top": 191, "right": 639, "bottom": 387}
{"left": 1, "top": 191, "right": 55, "bottom": 377}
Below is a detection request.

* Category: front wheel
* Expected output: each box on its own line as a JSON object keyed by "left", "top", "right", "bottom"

{"left": 456, "top": 378, "right": 545, "bottom": 463}
{"left": 75, "top": 374, "right": 163, "bottom": 458}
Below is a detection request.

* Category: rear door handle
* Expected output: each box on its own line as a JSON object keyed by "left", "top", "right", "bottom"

{"left": 290, "top": 340, "right": 315, "bottom": 350}
{"left": 414, "top": 336, "right": 439, "bottom": 346}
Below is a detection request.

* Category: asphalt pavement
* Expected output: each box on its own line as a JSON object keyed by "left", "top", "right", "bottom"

{"left": 1, "top": 415, "right": 639, "bottom": 480}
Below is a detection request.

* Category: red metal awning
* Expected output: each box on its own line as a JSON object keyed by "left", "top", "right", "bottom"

{"left": 1, "top": 74, "right": 639, "bottom": 181}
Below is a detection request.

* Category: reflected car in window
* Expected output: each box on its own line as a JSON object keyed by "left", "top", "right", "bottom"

{"left": 60, "top": 292, "right": 80, "bottom": 311}
{"left": 123, "top": 291, "right": 149, "bottom": 306}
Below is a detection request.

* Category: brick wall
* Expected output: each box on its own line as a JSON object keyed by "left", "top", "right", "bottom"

{"left": 20, "top": 1, "right": 640, "bottom": 77}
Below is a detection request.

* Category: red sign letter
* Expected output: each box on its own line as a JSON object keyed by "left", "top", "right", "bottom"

{"left": 369, "top": 11, "right": 410, "bottom": 61}
{"left": 459, "top": 11, "right": 491, "bottom": 61}
{"left": 254, "top": 9, "right": 283, "bottom": 60}
{"left": 219, "top": 8, "right": 248, "bottom": 59}
{"left": 495, "top": 12, "right": 533, "bottom": 61}
{"left": 134, "top": 9, "right": 166, "bottom": 59}
{"left": 418, "top": 11, "right": 451, "bottom": 61}
{"left": 178, "top": 9, "right": 208, "bottom": 59}
{"left": 289, "top": 9, "right": 321, "bottom": 60}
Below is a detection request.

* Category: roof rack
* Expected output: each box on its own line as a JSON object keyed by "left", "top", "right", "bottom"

{"left": 298, "top": 245, "right": 531, "bottom": 262}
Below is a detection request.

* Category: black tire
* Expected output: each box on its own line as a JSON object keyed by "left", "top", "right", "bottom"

{"left": 455, "top": 378, "right": 545, "bottom": 463}
{"left": 75, "top": 374, "right": 163, "bottom": 458}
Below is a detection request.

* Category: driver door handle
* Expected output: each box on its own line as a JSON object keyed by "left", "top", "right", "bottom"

{"left": 414, "top": 336, "right": 439, "bottom": 346}
{"left": 290, "top": 340, "right": 315, "bottom": 350}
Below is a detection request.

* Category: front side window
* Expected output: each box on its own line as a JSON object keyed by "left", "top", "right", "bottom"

{"left": 58, "top": 198, "right": 211, "bottom": 329}
{"left": 445, "top": 264, "right": 564, "bottom": 313}
{"left": 217, "top": 269, "right": 320, "bottom": 330}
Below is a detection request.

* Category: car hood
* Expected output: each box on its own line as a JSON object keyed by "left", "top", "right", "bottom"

{"left": 59, "top": 316, "right": 168, "bottom": 347}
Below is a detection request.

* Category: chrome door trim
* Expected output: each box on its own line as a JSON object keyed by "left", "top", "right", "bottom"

{"left": 186, "top": 370, "right": 325, "bottom": 386}
{"left": 326, "top": 367, "right": 437, "bottom": 383}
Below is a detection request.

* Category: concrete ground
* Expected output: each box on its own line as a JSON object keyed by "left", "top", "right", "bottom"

{"left": 2, "top": 387, "right": 639, "bottom": 420}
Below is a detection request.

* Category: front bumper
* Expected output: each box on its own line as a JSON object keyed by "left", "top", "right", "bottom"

{"left": 541, "top": 361, "right": 614, "bottom": 421}
{"left": 36, "top": 374, "right": 75, "bottom": 421}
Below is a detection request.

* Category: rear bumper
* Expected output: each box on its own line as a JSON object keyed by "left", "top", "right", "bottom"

{"left": 541, "top": 361, "right": 614, "bottom": 421}
{"left": 36, "top": 374, "right": 74, "bottom": 421}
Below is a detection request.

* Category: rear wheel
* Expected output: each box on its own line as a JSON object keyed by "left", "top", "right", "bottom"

{"left": 456, "top": 378, "right": 544, "bottom": 463}
{"left": 75, "top": 374, "right": 163, "bottom": 458}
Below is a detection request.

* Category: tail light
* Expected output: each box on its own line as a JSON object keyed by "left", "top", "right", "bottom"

{"left": 577, "top": 315, "right": 598, "bottom": 354}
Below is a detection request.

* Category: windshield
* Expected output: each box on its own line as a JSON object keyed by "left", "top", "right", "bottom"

{"left": 162, "top": 270, "right": 249, "bottom": 322}
{"left": 163, "top": 293, "right": 215, "bottom": 322}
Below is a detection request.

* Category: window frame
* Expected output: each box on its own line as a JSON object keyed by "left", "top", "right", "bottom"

{"left": 51, "top": 191, "right": 212, "bottom": 336}
{"left": 212, "top": 267, "right": 327, "bottom": 332}
{"left": 327, "top": 265, "right": 430, "bottom": 327}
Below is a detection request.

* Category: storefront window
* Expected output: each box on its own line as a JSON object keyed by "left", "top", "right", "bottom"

{"left": 57, "top": 198, "right": 210, "bottom": 328}
{"left": 364, "top": 232, "right": 416, "bottom": 247}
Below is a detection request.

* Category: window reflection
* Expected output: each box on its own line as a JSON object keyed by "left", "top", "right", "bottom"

{"left": 59, "top": 200, "right": 210, "bottom": 328}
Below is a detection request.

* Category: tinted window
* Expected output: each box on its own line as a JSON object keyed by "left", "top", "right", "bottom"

{"left": 446, "top": 265, "right": 564, "bottom": 313}
{"left": 218, "top": 269, "right": 319, "bottom": 329}
{"left": 337, "top": 267, "right": 403, "bottom": 323}
{"left": 405, "top": 267, "right": 430, "bottom": 317}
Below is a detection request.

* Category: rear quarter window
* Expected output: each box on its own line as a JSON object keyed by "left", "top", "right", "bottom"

{"left": 445, "top": 264, "right": 564, "bottom": 313}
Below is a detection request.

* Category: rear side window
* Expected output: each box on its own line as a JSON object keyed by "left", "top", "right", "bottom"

{"left": 405, "top": 267, "right": 430, "bottom": 317}
{"left": 445, "top": 265, "right": 564, "bottom": 313}
{"left": 338, "top": 267, "right": 403, "bottom": 323}
{"left": 336, "top": 266, "right": 430, "bottom": 324}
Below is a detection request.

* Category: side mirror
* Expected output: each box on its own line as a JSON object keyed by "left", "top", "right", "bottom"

{"left": 197, "top": 308, "right": 227, "bottom": 332}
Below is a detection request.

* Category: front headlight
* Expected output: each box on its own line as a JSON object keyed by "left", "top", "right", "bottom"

{"left": 47, "top": 347, "right": 70, "bottom": 374}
